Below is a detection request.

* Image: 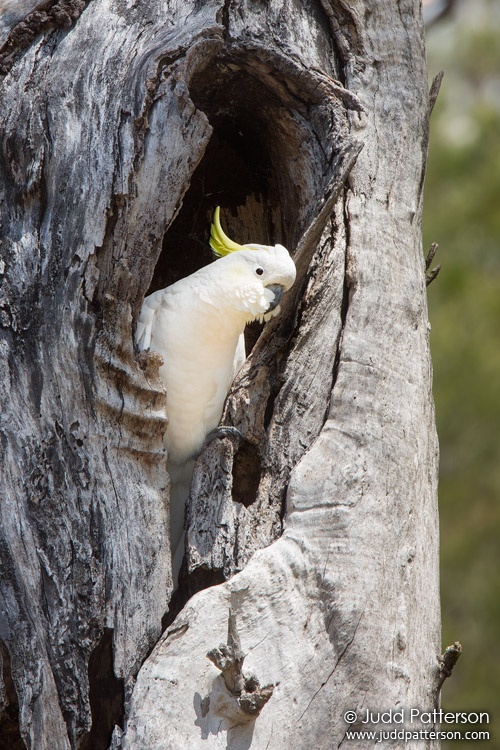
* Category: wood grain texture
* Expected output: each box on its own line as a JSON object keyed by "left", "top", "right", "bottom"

{"left": 125, "top": 1, "right": 440, "bottom": 749}
{"left": 0, "top": 0, "right": 440, "bottom": 748}
{"left": 0, "top": 1, "right": 216, "bottom": 746}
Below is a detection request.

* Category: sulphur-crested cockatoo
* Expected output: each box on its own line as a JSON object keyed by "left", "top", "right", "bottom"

{"left": 135, "top": 207, "right": 296, "bottom": 582}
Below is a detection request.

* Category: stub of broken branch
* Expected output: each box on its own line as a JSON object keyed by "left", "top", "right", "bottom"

{"left": 436, "top": 641, "right": 462, "bottom": 692}
{"left": 429, "top": 70, "right": 444, "bottom": 115}
{"left": 207, "top": 611, "right": 246, "bottom": 695}
{"left": 206, "top": 609, "right": 275, "bottom": 722}
{"left": 137, "top": 349, "right": 164, "bottom": 377}
{"left": 426, "top": 242, "right": 441, "bottom": 286}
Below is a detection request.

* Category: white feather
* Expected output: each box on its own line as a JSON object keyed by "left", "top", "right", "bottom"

{"left": 135, "top": 243, "right": 296, "bottom": 583}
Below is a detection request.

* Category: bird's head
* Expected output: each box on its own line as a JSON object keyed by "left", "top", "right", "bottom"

{"left": 209, "top": 207, "right": 296, "bottom": 321}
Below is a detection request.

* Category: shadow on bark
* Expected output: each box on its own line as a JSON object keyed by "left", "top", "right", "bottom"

{"left": 0, "top": 641, "right": 26, "bottom": 750}
{"left": 79, "top": 629, "right": 124, "bottom": 750}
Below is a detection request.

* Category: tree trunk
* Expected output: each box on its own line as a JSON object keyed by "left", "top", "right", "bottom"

{"left": 0, "top": 1, "right": 440, "bottom": 749}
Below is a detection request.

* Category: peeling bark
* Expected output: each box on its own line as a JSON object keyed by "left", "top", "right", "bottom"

{"left": 0, "top": 1, "right": 440, "bottom": 749}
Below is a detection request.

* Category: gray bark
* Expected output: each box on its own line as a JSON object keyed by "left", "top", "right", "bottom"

{"left": 0, "top": 1, "right": 440, "bottom": 749}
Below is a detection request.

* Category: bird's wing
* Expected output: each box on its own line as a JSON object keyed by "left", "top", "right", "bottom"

{"left": 232, "top": 332, "right": 247, "bottom": 381}
{"left": 135, "top": 290, "right": 163, "bottom": 351}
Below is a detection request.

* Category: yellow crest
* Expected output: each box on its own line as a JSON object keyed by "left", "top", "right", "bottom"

{"left": 209, "top": 206, "right": 245, "bottom": 257}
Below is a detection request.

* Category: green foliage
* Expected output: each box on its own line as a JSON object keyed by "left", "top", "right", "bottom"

{"left": 424, "top": 1, "right": 500, "bottom": 745}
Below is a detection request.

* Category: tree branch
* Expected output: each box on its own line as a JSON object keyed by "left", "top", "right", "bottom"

{"left": 436, "top": 641, "right": 462, "bottom": 692}
{"left": 429, "top": 70, "right": 444, "bottom": 116}
{"left": 207, "top": 609, "right": 275, "bottom": 722}
{"left": 426, "top": 242, "right": 441, "bottom": 286}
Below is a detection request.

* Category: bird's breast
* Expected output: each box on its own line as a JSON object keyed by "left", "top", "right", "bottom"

{"left": 152, "top": 302, "right": 247, "bottom": 464}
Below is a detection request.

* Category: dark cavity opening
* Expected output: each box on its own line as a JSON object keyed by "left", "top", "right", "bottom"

{"left": 232, "top": 441, "right": 262, "bottom": 507}
{"left": 150, "top": 56, "right": 311, "bottom": 610}
{"left": 79, "top": 629, "right": 124, "bottom": 750}
{"left": 162, "top": 567, "right": 226, "bottom": 631}
{"left": 147, "top": 58, "right": 293, "bottom": 299}
{"left": 0, "top": 641, "right": 26, "bottom": 750}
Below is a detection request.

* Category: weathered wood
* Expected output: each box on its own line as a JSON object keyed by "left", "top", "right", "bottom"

{"left": 0, "top": 2, "right": 219, "bottom": 746}
{"left": 185, "top": 146, "right": 360, "bottom": 579}
{"left": 124, "top": 1, "right": 441, "bottom": 749}
{"left": 0, "top": 0, "right": 440, "bottom": 748}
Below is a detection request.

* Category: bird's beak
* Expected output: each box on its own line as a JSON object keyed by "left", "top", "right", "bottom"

{"left": 265, "top": 284, "right": 285, "bottom": 312}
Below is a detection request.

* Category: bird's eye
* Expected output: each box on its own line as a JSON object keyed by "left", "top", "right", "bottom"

{"left": 255, "top": 267, "right": 264, "bottom": 276}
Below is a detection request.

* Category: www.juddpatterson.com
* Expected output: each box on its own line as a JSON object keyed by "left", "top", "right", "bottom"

{"left": 342, "top": 709, "right": 490, "bottom": 743}
{"left": 344, "top": 728, "right": 489, "bottom": 743}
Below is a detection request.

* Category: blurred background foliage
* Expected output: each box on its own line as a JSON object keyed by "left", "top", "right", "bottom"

{"left": 424, "top": 0, "right": 500, "bottom": 745}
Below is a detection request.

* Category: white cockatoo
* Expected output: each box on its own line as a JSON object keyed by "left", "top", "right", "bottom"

{"left": 135, "top": 207, "right": 296, "bottom": 582}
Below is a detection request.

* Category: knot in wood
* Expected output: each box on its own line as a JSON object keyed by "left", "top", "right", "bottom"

{"left": 206, "top": 609, "right": 275, "bottom": 722}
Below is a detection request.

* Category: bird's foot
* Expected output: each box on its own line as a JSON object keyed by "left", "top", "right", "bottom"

{"left": 202, "top": 426, "right": 243, "bottom": 453}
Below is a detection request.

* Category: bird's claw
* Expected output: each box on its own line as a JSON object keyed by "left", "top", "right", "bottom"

{"left": 202, "top": 426, "right": 244, "bottom": 452}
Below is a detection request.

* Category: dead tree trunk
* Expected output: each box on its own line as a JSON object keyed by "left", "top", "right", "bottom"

{"left": 0, "top": 1, "right": 440, "bottom": 749}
